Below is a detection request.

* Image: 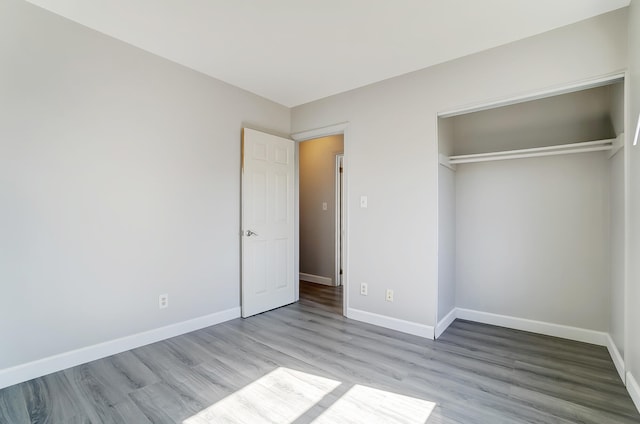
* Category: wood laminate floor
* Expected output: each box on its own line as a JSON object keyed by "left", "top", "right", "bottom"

{"left": 299, "top": 280, "right": 343, "bottom": 315}
{"left": 1, "top": 298, "right": 638, "bottom": 423}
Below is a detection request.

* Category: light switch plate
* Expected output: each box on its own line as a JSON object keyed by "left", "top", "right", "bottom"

{"left": 360, "top": 196, "right": 368, "bottom": 208}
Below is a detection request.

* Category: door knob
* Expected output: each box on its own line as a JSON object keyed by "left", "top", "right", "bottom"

{"left": 246, "top": 230, "right": 258, "bottom": 237}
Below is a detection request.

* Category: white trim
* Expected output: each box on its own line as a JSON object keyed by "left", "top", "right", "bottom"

{"left": 299, "top": 272, "right": 333, "bottom": 286}
{"left": 450, "top": 146, "right": 612, "bottom": 164}
{"left": 623, "top": 71, "right": 630, "bottom": 398}
{"left": 451, "top": 139, "right": 613, "bottom": 161}
{"left": 0, "top": 307, "right": 240, "bottom": 390}
{"left": 335, "top": 154, "right": 344, "bottom": 287}
{"left": 600, "top": 72, "right": 631, "bottom": 407}
{"left": 435, "top": 308, "right": 457, "bottom": 339}
{"left": 434, "top": 113, "right": 440, "bottom": 333}
{"left": 341, "top": 133, "right": 351, "bottom": 316}
{"left": 347, "top": 308, "right": 435, "bottom": 339}
{"left": 342, "top": 140, "right": 349, "bottom": 317}
{"left": 605, "top": 334, "right": 626, "bottom": 383}
{"left": 449, "top": 139, "right": 614, "bottom": 164}
{"left": 438, "top": 153, "right": 457, "bottom": 171}
{"left": 627, "top": 372, "right": 640, "bottom": 414}
{"left": 608, "top": 133, "right": 625, "bottom": 159}
{"left": 438, "top": 73, "right": 625, "bottom": 118}
{"left": 633, "top": 112, "right": 640, "bottom": 146}
{"left": 455, "top": 308, "right": 608, "bottom": 346}
{"left": 291, "top": 122, "right": 350, "bottom": 142}
{"left": 293, "top": 137, "right": 302, "bottom": 304}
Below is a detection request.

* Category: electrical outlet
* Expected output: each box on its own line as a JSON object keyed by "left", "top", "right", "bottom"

{"left": 159, "top": 294, "right": 169, "bottom": 309}
{"left": 386, "top": 289, "right": 394, "bottom": 302}
{"left": 322, "top": 202, "right": 328, "bottom": 211}
{"left": 360, "top": 283, "right": 368, "bottom": 296}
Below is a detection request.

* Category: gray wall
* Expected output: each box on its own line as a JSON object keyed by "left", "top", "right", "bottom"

{"left": 450, "top": 86, "right": 616, "bottom": 155}
{"left": 627, "top": 0, "right": 640, "bottom": 392}
{"left": 292, "top": 10, "right": 627, "bottom": 327}
{"left": 0, "top": 0, "right": 289, "bottom": 370}
{"left": 455, "top": 153, "right": 610, "bottom": 331}
{"left": 610, "top": 82, "right": 625, "bottom": 135}
{"left": 299, "top": 135, "right": 344, "bottom": 282}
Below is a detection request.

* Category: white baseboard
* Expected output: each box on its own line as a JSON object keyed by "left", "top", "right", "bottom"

{"left": 0, "top": 307, "right": 241, "bottom": 390}
{"left": 455, "top": 308, "right": 608, "bottom": 346}
{"left": 347, "top": 308, "right": 434, "bottom": 339}
{"left": 435, "top": 308, "right": 457, "bottom": 339}
{"left": 627, "top": 372, "right": 640, "bottom": 414}
{"left": 605, "top": 334, "right": 626, "bottom": 383}
{"left": 300, "top": 273, "right": 334, "bottom": 286}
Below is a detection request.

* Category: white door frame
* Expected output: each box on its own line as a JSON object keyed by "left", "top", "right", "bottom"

{"left": 292, "top": 122, "right": 350, "bottom": 316}
{"left": 335, "top": 154, "right": 344, "bottom": 287}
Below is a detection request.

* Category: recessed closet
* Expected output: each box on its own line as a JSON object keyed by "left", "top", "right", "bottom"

{"left": 437, "top": 79, "right": 626, "bottom": 368}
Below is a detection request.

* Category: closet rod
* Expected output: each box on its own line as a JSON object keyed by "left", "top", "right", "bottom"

{"left": 450, "top": 145, "right": 612, "bottom": 164}
{"left": 450, "top": 139, "right": 613, "bottom": 160}
{"left": 449, "top": 138, "right": 614, "bottom": 165}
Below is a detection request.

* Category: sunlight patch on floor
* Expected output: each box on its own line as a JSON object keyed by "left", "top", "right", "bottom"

{"left": 183, "top": 367, "right": 435, "bottom": 424}
{"left": 183, "top": 367, "right": 340, "bottom": 424}
{"left": 313, "top": 384, "right": 436, "bottom": 424}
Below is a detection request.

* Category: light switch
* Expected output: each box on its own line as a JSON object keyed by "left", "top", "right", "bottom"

{"left": 360, "top": 196, "right": 368, "bottom": 208}
{"left": 322, "top": 202, "right": 328, "bottom": 210}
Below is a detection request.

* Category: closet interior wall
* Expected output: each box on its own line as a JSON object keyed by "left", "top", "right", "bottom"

{"left": 437, "top": 82, "right": 625, "bottom": 352}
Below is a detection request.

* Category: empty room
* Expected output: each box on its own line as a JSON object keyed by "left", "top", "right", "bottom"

{"left": 2, "top": 0, "right": 640, "bottom": 423}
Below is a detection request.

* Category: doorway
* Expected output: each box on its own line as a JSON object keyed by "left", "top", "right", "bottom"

{"left": 297, "top": 134, "right": 344, "bottom": 314}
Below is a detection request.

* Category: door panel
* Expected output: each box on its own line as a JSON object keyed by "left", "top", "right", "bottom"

{"left": 274, "top": 172, "right": 289, "bottom": 223}
{"left": 274, "top": 237, "right": 288, "bottom": 289}
{"left": 241, "top": 128, "right": 295, "bottom": 317}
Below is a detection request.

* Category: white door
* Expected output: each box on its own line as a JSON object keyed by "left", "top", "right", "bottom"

{"left": 241, "top": 128, "right": 295, "bottom": 317}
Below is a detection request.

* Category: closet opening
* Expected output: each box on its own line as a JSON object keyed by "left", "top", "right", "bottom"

{"left": 436, "top": 77, "right": 626, "bottom": 381}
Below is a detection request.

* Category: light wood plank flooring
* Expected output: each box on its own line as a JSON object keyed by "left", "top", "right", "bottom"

{"left": 1, "top": 298, "right": 638, "bottom": 423}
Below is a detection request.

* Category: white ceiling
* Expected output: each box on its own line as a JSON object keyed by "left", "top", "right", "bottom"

{"left": 25, "top": 0, "right": 630, "bottom": 107}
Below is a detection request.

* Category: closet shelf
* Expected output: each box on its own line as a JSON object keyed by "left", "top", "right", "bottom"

{"left": 448, "top": 138, "right": 616, "bottom": 165}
